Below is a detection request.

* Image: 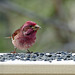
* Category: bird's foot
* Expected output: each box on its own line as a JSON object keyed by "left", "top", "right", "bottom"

{"left": 27, "top": 49, "right": 33, "bottom": 53}
{"left": 11, "top": 51, "right": 16, "bottom": 53}
{"left": 11, "top": 47, "right": 17, "bottom": 53}
{"left": 27, "top": 51, "right": 33, "bottom": 53}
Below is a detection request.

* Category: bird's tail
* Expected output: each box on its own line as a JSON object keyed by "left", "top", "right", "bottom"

{"left": 5, "top": 36, "right": 11, "bottom": 39}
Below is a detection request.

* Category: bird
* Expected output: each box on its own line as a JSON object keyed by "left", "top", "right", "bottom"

{"left": 10, "top": 21, "right": 40, "bottom": 53}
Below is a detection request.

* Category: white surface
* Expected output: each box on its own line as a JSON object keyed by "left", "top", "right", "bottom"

{"left": 0, "top": 60, "right": 75, "bottom": 65}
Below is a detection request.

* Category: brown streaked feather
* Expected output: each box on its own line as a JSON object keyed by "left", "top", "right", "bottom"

{"left": 12, "top": 29, "right": 20, "bottom": 40}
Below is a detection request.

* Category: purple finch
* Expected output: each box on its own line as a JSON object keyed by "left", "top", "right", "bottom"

{"left": 11, "top": 21, "right": 40, "bottom": 53}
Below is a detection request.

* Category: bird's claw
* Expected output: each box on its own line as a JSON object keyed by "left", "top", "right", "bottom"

{"left": 27, "top": 49, "right": 33, "bottom": 53}
{"left": 11, "top": 51, "right": 16, "bottom": 53}
{"left": 27, "top": 51, "right": 33, "bottom": 53}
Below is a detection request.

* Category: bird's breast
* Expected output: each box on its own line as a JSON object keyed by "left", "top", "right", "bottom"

{"left": 12, "top": 36, "right": 36, "bottom": 50}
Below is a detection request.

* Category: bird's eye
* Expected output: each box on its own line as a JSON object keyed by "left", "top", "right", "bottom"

{"left": 29, "top": 25, "right": 32, "bottom": 27}
{"left": 35, "top": 26, "right": 37, "bottom": 28}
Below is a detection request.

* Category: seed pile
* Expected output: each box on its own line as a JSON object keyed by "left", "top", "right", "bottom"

{"left": 0, "top": 51, "right": 75, "bottom": 62}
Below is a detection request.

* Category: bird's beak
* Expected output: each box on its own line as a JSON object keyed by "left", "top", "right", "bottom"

{"left": 32, "top": 25, "right": 41, "bottom": 31}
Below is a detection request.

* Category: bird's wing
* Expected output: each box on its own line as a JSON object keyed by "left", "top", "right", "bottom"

{"left": 12, "top": 29, "right": 20, "bottom": 40}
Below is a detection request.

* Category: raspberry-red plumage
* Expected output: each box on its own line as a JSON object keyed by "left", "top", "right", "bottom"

{"left": 11, "top": 21, "right": 40, "bottom": 52}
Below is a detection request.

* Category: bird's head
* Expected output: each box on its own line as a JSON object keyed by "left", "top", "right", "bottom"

{"left": 21, "top": 21, "right": 40, "bottom": 36}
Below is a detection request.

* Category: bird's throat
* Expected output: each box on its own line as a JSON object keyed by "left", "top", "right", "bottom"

{"left": 26, "top": 30, "right": 35, "bottom": 35}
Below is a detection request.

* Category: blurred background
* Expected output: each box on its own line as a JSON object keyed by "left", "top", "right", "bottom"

{"left": 0, "top": 0, "right": 75, "bottom": 53}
